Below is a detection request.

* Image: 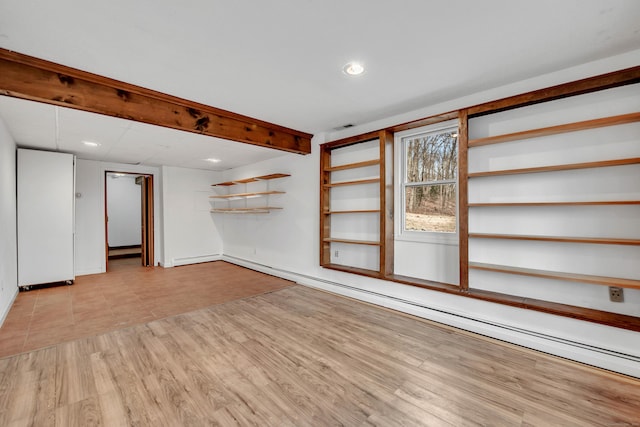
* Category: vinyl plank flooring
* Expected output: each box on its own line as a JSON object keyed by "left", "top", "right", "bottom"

{"left": 0, "top": 274, "right": 638, "bottom": 425}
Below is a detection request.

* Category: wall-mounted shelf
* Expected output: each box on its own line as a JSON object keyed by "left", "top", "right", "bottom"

{"left": 469, "top": 233, "right": 640, "bottom": 246}
{"left": 325, "top": 159, "right": 380, "bottom": 172}
{"left": 469, "top": 262, "right": 640, "bottom": 290}
{"left": 210, "top": 207, "right": 283, "bottom": 214}
{"left": 212, "top": 173, "right": 290, "bottom": 187}
{"left": 323, "top": 238, "right": 382, "bottom": 246}
{"left": 468, "top": 157, "right": 640, "bottom": 178}
{"left": 323, "top": 209, "right": 381, "bottom": 215}
{"left": 209, "top": 190, "right": 285, "bottom": 200}
{"left": 323, "top": 178, "right": 380, "bottom": 188}
{"left": 210, "top": 173, "right": 288, "bottom": 214}
{"left": 468, "top": 112, "right": 640, "bottom": 147}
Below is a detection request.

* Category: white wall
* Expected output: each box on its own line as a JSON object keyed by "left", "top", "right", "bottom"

{"left": 161, "top": 166, "right": 223, "bottom": 267}
{"left": 219, "top": 49, "right": 640, "bottom": 377}
{"left": 0, "top": 118, "right": 18, "bottom": 325}
{"left": 75, "top": 160, "right": 162, "bottom": 275}
{"left": 106, "top": 174, "right": 141, "bottom": 247}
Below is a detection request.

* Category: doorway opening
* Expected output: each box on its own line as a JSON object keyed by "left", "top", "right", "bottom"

{"left": 105, "top": 171, "right": 154, "bottom": 271}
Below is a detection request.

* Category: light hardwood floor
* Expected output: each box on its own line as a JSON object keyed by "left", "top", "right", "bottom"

{"left": 0, "top": 266, "right": 639, "bottom": 426}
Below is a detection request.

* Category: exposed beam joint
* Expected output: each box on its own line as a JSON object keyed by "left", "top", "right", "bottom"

{"left": 0, "top": 48, "right": 312, "bottom": 154}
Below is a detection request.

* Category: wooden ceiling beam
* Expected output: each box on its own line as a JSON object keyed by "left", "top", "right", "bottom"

{"left": 0, "top": 48, "right": 312, "bottom": 154}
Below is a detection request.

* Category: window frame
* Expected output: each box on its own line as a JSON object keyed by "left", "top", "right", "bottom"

{"left": 394, "top": 119, "right": 459, "bottom": 245}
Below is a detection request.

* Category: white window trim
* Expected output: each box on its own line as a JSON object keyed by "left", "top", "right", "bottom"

{"left": 394, "top": 119, "right": 459, "bottom": 246}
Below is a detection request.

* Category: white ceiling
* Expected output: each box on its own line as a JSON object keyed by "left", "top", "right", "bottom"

{"left": 0, "top": 0, "right": 639, "bottom": 170}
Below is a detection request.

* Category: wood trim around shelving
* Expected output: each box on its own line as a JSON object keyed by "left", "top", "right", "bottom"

{"left": 468, "top": 112, "right": 640, "bottom": 147}
{"left": 380, "top": 130, "right": 394, "bottom": 276}
{"left": 467, "top": 65, "right": 640, "bottom": 117}
{"left": 465, "top": 288, "right": 640, "bottom": 332}
{"left": 323, "top": 178, "right": 380, "bottom": 188}
{"left": 468, "top": 200, "right": 640, "bottom": 207}
{"left": 321, "top": 131, "right": 380, "bottom": 150}
{"left": 469, "top": 262, "right": 640, "bottom": 290}
{"left": 325, "top": 159, "right": 380, "bottom": 172}
{"left": 209, "top": 190, "right": 285, "bottom": 199}
{"left": 320, "top": 145, "right": 332, "bottom": 267}
{"left": 458, "top": 109, "right": 469, "bottom": 291}
{"left": 322, "top": 263, "right": 640, "bottom": 331}
{"left": 469, "top": 233, "right": 640, "bottom": 246}
{"left": 468, "top": 157, "right": 640, "bottom": 178}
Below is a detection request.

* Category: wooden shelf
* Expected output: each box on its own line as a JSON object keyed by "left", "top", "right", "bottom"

{"left": 469, "top": 262, "right": 640, "bottom": 290}
{"left": 209, "top": 190, "right": 285, "bottom": 200}
{"left": 469, "top": 233, "right": 640, "bottom": 246}
{"left": 323, "top": 209, "right": 381, "bottom": 215}
{"left": 212, "top": 173, "right": 290, "bottom": 187}
{"left": 323, "top": 238, "right": 382, "bottom": 246}
{"left": 211, "top": 207, "right": 282, "bottom": 214}
{"left": 468, "top": 157, "right": 640, "bottom": 178}
{"left": 324, "top": 178, "right": 380, "bottom": 188}
{"left": 468, "top": 200, "right": 640, "bottom": 207}
{"left": 325, "top": 159, "right": 380, "bottom": 172}
{"left": 468, "top": 112, "right": 640, "bottom": 147}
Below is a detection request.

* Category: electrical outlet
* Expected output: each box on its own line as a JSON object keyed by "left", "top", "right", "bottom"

{"left": 609, "top": 286, "right": 624, "bottom": 303}
{"left": 334, "top": 250, "right": 339, "bottom": 258}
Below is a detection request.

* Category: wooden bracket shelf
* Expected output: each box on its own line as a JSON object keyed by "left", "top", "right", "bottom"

{"left": 469, "top": 200, "right": 640, "bottom": 207}
{"left": 468, "top": 112, "right": 640, "bottom": 147}
{"left": 468, "top": 157, "right": 640, "bottom": 178}
{"left": 210, "top": 173, "right": 288, "bottom": 214}
{"left": 323, "top": 238, "right": 382, "bottom": 246}
{"left": 325, "top": 159, "right": 380, "bottom": 172}
{"left": 469, "top": 262, "right": 640, "bottom": 290}
{"left": 323, "top": 178, "right": 380, "bottom": 188}
{"left": 209, "top": 190, "right": 285, "bottom": 200}
{"left": 212, "top": 173, "right": 290, "bottom": 187}
{"left": 469, "top": 233, "right": 640, "bottom": 246}
{"left": 211, "top": 207, "right": 282, "bottom": 214}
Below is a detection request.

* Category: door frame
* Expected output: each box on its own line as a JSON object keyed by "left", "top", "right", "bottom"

{"left": 104, "top": 171, "right": 155, "bottom": 269}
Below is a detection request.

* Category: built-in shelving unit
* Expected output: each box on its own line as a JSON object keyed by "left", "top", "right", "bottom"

{"left": 210, "top": 173, "right": 289, "bottom": 214}
{"left": 318, "top": 66, "right": 640, "bottom": 331}
{"left": 320, "top": 131, "right": 393, "bottom": 275}
{"left": 466, "top": 80, "right": 640, "bottom": 326}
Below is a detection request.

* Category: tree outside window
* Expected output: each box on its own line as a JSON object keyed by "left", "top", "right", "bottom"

{"left": 403, "top": 127, "right": 458, "bottom": 233}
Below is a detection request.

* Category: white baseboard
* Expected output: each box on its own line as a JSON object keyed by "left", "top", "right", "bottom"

{"left": 0, "top": 286, "right": 18, "bottom": 328}
{"left": 222, "top": 255, "right": 640, "bottom": 378}
{"left": 172, "top": 254, "right": 222, "bottom": 267}
{"left": 75, "top": 268, "right": 103, "bottom": 276}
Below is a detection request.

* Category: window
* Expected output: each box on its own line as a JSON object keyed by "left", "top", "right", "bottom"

{"left": 395, "top": 121, "right": 458, "bottom": 243}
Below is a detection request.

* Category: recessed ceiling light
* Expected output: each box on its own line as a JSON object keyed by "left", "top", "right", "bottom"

{"left": 205, "top": 158, "right": 221, "bottom": 163}
{"left": 343, "top": 62, "right": 365, "bottom": 76}
{"left": 82, "top": 141, "right": 100, "bottom": 147}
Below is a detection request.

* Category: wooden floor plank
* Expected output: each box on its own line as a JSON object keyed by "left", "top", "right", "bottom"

{"left": 0, "top": 267, "right": 639, "bottom": 425}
